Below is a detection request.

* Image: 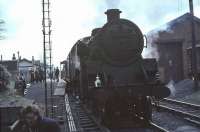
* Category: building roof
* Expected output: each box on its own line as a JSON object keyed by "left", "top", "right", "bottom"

{"left": 166, "top": 12, "right": 200, "bottom": 28}
{"left": 19, "top": 58, "right": 32, "bottom": 63}
{"left": 148, "top": 12, "right": 200, "bottom": 34}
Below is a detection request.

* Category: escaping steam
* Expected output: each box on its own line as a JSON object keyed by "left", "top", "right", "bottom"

{"left": 166, "top": 80, "right": 176, "bottom": 96}
{"left": 143, "top": 21, "right": 174, "bottom": 60}
{"left": 142, "top": 32, "right": 160, "bottom": 60}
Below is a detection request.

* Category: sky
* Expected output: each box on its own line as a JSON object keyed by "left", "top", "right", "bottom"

{"left": 0, "top": 0, "right": 200, "bottom": 66}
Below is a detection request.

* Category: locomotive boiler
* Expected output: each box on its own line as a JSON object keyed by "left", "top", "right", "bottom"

{"left": 66, "top": 9, "right": 170, "bottom": 127}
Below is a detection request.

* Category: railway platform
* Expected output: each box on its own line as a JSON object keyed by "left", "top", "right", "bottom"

{"left": 24, "top": 79, "right": 67, "bottom": 132}
{"left": 24, "top": 78, "right": 104, "bottom": 132}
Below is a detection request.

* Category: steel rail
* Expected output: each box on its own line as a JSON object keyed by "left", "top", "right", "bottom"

{"left": 149, "top": 122, "right": 169, "bottom": 132}
{"left": 163, "top": 98, "right": 200, "bottom": 109}
{"left": 157, "top": 104, "right": 200, "bottom": 127}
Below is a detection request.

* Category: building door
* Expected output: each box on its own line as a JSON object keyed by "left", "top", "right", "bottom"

{"left": 158, "top": 42, "right": 183, "bottom": 82}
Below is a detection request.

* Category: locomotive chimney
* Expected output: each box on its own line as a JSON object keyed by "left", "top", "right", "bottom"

{"left": 105, "top": 9, "right": 121, "bottom": 23}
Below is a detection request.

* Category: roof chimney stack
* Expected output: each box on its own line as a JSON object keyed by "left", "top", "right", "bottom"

{"left": 105, "top": 9, "right": 121, "bottom": 23}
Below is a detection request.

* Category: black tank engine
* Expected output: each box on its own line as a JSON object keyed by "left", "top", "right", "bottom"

{"left": 65, "top": 9, "right": 170, "bottom": 127}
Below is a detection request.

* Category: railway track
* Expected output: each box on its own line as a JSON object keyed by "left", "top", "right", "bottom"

{"left": 65, "top": 94, "right": 170, "bottom": 132}
{"left": 100, "top": 121, "right": 168, "bottom": 132}
{"left": 152, "top": 109, "right": 200, "bottom": 131}
{"left": 65, "top": 94, "right": 200, "bottom": 132}
{"left": 159, "top": 98, "right": 200, "bottom": 126}
{"left": 162, "top": 98, "right": 200, "bottom": 112}
{"left": 66, "top": 94, "right": 110, "bottom": 132}
{"left": 149, "top": 122, "right": 169, "bottom": 132}
{"left": 75, "top": 103, "right": 110, "bottom": 132}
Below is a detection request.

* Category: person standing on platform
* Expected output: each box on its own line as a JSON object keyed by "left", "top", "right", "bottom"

{"left": 20, "top": 73, "right": 26, "bottom": 96}
{"left": 55, "top": 67, "right": 59, "bottom": 82}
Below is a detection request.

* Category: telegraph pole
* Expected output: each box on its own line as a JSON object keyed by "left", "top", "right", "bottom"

{"left": 189, "top": 0, "right": 198, "bottom": 90}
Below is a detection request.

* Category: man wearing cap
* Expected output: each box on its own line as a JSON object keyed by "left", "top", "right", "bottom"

{"left": 11, "top": 105, "right": 60, "bottom": 132}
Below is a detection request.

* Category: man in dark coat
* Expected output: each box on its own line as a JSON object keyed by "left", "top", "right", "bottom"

{"left": 11, "top": 106, "right": 60, "bottom": 132}
{"left": 55, "top": 67, "right": 59, "bottom": 82}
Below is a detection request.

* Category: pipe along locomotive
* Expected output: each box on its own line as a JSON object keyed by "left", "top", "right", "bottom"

{"left": 65, "top": 9, "right": 170, "bottom": 127}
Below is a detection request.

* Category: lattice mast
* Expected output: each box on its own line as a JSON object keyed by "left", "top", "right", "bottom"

{"left": 42, "top": 0, "right": 53, "bottom": 117}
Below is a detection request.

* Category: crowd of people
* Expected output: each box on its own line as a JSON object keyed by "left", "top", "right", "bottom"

{"left": 1, "top": 64, "right": 62, "bottom": 131}
{"left": 14, "top": 67, "right": 60, "bottom": 96}
{"left": 48, "top": 67, "right": 60, "bottom": 82}
{"left": 30, "top": 69, "right": 45, "bottom": 83}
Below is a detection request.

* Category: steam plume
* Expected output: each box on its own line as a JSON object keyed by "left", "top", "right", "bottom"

{"left": 166, "top": 80, "right": 176, "bottom": 96}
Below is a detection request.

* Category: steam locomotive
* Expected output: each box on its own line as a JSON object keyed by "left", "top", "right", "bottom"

{"left": 65, "top": 9, "right": 170, "bottom": 127}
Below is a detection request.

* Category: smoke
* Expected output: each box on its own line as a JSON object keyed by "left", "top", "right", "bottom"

{"left": 142, "top": 21, "right": 174, "bottom": 60}
{"left": 0, "top": 64, "right": 11, "bottom": 79}
{"left": 105, "top": 0, "right": 120, "bottom": 9}
{"left": 0, "top": 64, "right": 11, "bottom": 90}
{"left": 142, "top": 43, "right": 159, "bottom": 60}
{"left": 142, "top": 32, "right": 160, "bottom": 60}
{"left": 166, "top": 80, "right": 176, "bottom": 96}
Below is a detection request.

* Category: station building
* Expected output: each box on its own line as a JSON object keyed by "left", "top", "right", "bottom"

{"left": 147, "top": 13, "right": 200, "bottom": 83}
